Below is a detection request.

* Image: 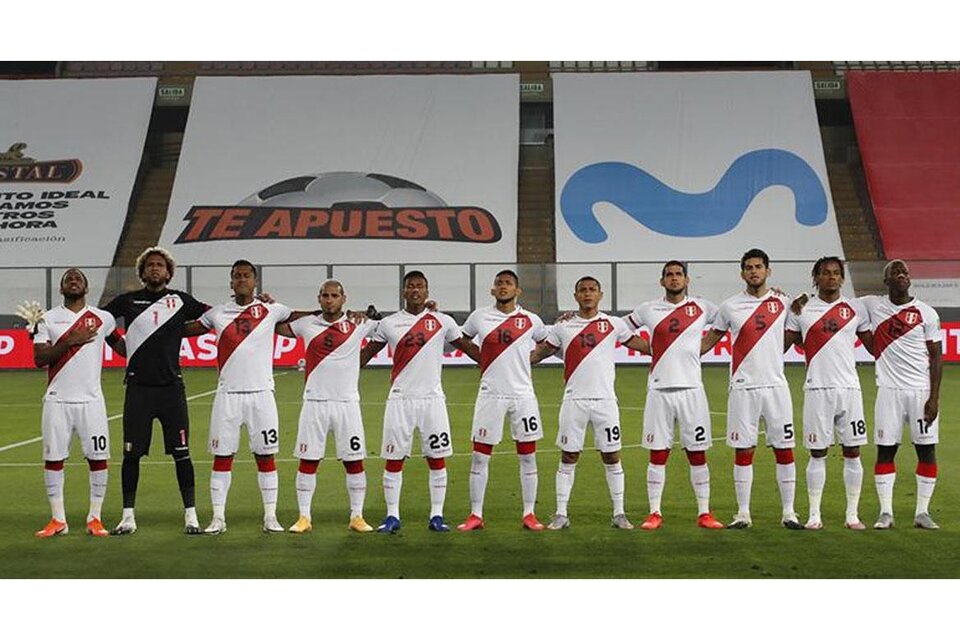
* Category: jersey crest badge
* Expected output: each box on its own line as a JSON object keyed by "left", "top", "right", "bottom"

{"left": 685, "top": 304, "right": 698, "bottom": 317}
{"left": 338, "top": 320, "right": 351, "bottom": 333}
{"left": 84, "top": 317, "right": 97, "bottom": 329}
{"left": 767, "top": 301, "right": 780, "bottom": 313}
{"left": 839, "top": 306, "right": 851, "bottom": 320}
{"left": 250, "top": 305, "right": 264, "bottom": 319}
{"left": 515, "top": 317, "right": 527, "bottom": 329}
{"left": 905, "top": 311, "right": 919, "bottom": 325}
{"left": 597, "top": 320, "right": 609, "bottom": 333}
{"left": 164, "top": 297, "right": 178, "bottom": 309}
{"left": 425, "top": 318, "right": 437, "bottom": 332}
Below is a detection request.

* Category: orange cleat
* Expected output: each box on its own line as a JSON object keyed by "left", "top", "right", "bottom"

{"left": 456, "top": 514, "right": 485, "bottom": 532}
{"left": 35, "top": 518, "right": 68, "bottom": 538}
{"left": 697, "top": 512, "right": 725, "bottom": 529}
{"left": 521, "top": 512, "right": 545, "bottom": 531}
{"left": 640, "top": 512, "right": 663, "bottom": 530}
{"left": 86, "top": 518, "right": 110, "bottom": 537}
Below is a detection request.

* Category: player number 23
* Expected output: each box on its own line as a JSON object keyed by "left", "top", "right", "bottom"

{"left": 427, "top": 432, "right": 450, "bottom": 450}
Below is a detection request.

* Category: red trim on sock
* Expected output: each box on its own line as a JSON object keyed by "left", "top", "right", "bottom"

{"left": 87, "top": 459, "right": 108, "bottom": 471}
{"left": 213, "top": 456, "right": 234, "bottom": 472}
{"left": 735, "top": 449, "right": 755, "bottom": 466}
{"left": 44, "top": 460, "right": 65, "bottom": 471}
{"left": 773, "top": 448, "right": 794, "bottom": 465}
{"left": 875, "top": 462, "right": 896, "bottom": 475}
{"left": 343, "top": 460, "right": 364, "bottom": 474}
{"left": 473, "top": 441, "right": 494, "bottom": 455}
{"left": 917, "top": 462, "right": 938, "bottom": 479}
{"left": 256, "top": 457, "right": 277, "bottom": 473}
{"left": 384, "top": 459, "right": 405, "bottom": 473}
{"left": 298, "top": 459, "right": 320, "bottom": 474}
{"left": 426, "top": 457, "right": 446, "bottom": 470}
{"left": 842, "top": 450, "right": 860, "bottom": 459}
{"left": 650, "top": 449, "right": 670, "bottom": 465}
{"left": 516, "top": 441, "right": 536, "bottom": 455}
{"left": 686, "top": 450, "right": 706, "bottom": 466}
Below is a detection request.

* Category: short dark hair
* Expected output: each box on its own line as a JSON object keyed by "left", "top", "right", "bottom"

{"left": 811, "top": 256, "right": 845, "bottom": 280}
{"left": 494, "top": 269, "right": 519, "bottom": 286}
{"left": 740, "top": 248, "right": 770, "bottom": 270}
{"left": 574, "top": 276, "right": 601, "bottom": 291}
{"left": 231, "top": 259, "right": 257, "bottom": 278}
{"left": 60, "top": 268, "right": 88, "bottom": 289}
{"left": 403, "top": 270, "right": 428, "bottom": 286}
{"left": 661, "top": 260, "right": 687, "bottom": 277}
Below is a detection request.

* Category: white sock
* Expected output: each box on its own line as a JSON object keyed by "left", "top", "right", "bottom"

{"left": 383, "top": 470, "right": 403, "bottom": 519}
{"left": 345, "top": 470, "right": 366, "bottom": 518}
{"left": 296, "top": 470, "right": 317, "bottom": 518}
{"left": 843, "top": 456, "right": 863, "bottom": 523}
{"left": 647, "top": 463, "right": 666, "bottom": 514}
{"left": 428, "top": 467, "right": 447, "bottom": 518}
{"left": 733, "top": 463, "right": 753, "bottom": 516}
{"left": 806, "top": 457, "right": 826, "bottom": 521}
{"left": 776, "top": 462, "right": 797, "bottom": 518}
{"left": 604, "top": 462, "right": 625, "bottom": 515}
{"left": 916, "top": 472, "right": 937, "bottom": 516}
{"left": 44, "top": 467, "right": 65, "bottom": 522}
{"left": 258, "top": 470, "right": 278, "bottom": 520}
{"left": 518, "top": 453, "right": 538, "bottom": 516}
{"left": 555, "top": 462, "right": 577, "bottom": 516}
{"left": 88, "top": 468, "right": 107, "bottom": 520}
{"left": 210, "top": 470, "right": 232, "bottom": 520}
{"left": 875, "top": 470, "right": 896, "bottom": 515}
{"left": 468, "top": 452, "right": 491, "bottom": 517}
{"left": 184, "top": 506, "right": 198, "bottom": 527}
{"left": 121, "top": 507, "right": 135, "bottom": 522}
{"left": 690, "top": 463, "right": 711, "bottom": 515}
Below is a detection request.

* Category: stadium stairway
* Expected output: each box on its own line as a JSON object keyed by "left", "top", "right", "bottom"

{"left": 827, "top": 161, "right": 884, "bottom": 262}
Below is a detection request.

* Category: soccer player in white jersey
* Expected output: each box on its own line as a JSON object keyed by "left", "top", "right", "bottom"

{"left": 627, "top": 261, "right": 724, "bottom": 530}
{"left": 30, "top": 268, "right": 124, "bottom": 537}
{"left": 784, "top": 256, "right": 874, "bottom": 530}
{"left": 531, "top": 276, "right": 647, "bottom": 530}
{"left": 862, "top": 260, "right": 942, "bottom": 529}
{"left": 359, "top": 271, "right": 479, "bottom": 533}
{"left": 184, "top": 260, "right": 308, "bottom": 534}
{"left": 278, "top": 280, "right": 378, "bottom": 534}
{"left": 456, "top": 270, "right": 549, "bottom": 532}
{"left": 700, "top": 249, "right": 802, "bottom": 530}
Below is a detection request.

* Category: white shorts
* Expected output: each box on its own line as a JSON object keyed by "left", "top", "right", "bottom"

{"left": 874, "top": 387, "right": 939, "bottom": 446}
{"left": 41, "top": 398, "right": 110, "bottom": 461}
{"left": 472, "top": 395, "right": 544, "bottom": 445}
{"left": 727, "top": 386, "right": 795, "bottom": 449}
{"left": 208, "top": 390, "right": 280, "bottom": 456}
{"left": 381, "top": 396, "right": 452, "bottom": 459}
{"left": 642, "top": 387, "right": 712, "bottom": 451}
{"left": 557, "top": 398, "right": 622, "bottom": 453}
{"left": 802, "top": 388, "right": 867, "bottom": 449}
{"left": 295, "top": 400, "right": 366, "bottom": 461}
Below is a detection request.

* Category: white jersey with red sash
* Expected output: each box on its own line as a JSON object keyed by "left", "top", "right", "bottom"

{"left": 627, "top": 296, "right": 717, "bottom": 389}
{"left": 862, "top": 295, "right": 940, "bottom": 390}
{"left": 34, "top": 306, "right": 116, "bottom": 402}
{"left": 712, "top": 291, "right": 788, "bottom": 389}
{"left": 372, "top": 308, "right": 461, "bottom": 398}
{"left": 786, "top": 296, "right": 869, "bottom": 390}
{"left": 545, "top": 313, "right": 634, "bottom": 400}
{"left": 461, "top": 305, "right": 547, "bottom": 398}
{"left": 289, "top": 314, "right": 378, "bottom": 401}
{"left": 199, "top": 301, "right": 292, "bottom": 392}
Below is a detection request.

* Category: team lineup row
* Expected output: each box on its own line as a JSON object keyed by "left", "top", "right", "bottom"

{"left": 21, "top": 246, "right": 942, "bottom": 538}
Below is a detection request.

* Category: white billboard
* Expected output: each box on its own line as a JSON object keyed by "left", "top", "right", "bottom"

{"left": 159, "top": 75, "right": 519, "bottom": 265}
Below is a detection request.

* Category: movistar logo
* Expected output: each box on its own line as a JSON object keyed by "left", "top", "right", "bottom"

{"left": 560, "top": 149, "right": 828, "bottom": 242}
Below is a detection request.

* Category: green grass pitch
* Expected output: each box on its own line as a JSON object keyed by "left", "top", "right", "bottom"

{"left": 0, "top": 364, "right": 957, "bottom": 579}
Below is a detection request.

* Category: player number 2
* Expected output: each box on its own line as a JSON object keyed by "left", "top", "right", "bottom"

{"left": 90, "top": 435, "right": 107, "bottom": 452}
{"left": 849, "top": 420, "right": 866, "bottom": 436}
{"left": 427, "top": 433, "right": 450, "bottom": 450}
{"left": 694, "top": 426, "right": 706, "bottom": 442}
{"left": 604, "top": 425, "right": 621, "bottom": 443}
{"left": 260, "top": 429, "right": 278, "bottom": 445}
{"left": 521, "top": 416, "right": 539, "bottom": 433}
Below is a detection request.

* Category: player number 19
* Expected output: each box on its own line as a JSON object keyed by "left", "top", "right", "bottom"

{"left": 604, "top": 425, "right": 621, "bottom": 443}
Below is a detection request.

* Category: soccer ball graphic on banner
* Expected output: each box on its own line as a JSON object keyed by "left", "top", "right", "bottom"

{"left": 238, "top": 172, "right": 447, "bottom": 208}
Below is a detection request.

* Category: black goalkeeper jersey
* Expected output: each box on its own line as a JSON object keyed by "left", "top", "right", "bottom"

{"left": 104, "top": 288, "right": 208, "bottom": 386}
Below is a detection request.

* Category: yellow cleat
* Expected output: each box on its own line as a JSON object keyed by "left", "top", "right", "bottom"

{"left": 288, "top": 516, "right": 312, "bottom": 534}
{"left": 349, "top": 515, "right": 374, "bottom": 533}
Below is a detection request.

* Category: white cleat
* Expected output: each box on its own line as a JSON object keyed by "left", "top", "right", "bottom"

{"left": 914, "top": 513, "right": 940, "bottom": 530}
{"left": 727, "top": 514, "right": 753, "bottom": 529}
{"left": 111, "top": 517, "right": 137, "bottom": 536}
{"left": 610, "top": 513, "right": 634, "bottom": 530}
{"left": 873, "top": 513, "right": 894, "bottom": 529}
{"left": 844, "top": 520, "right": 867, "bottom": 531}
{"left": 804, "top": 518, "right": 823, "bottom": 530}
{"left": 204, "top": 518, "right": 227, "bottom": 535}
{"left": 262, "top": 516, "right": 284, "bottom": 533}
{"left": 546, "top": 513, "right": 570, "bottom": 530}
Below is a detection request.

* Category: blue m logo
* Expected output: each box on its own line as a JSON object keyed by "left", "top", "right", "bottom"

{"left": 559, "top": 149, "right": 828, "bottom": 242}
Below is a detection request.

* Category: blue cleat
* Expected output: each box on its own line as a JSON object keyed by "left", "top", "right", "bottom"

{"left": 377, "top": 516, "right": 402, "bottom": 534}
{"left": 428, "top": 515, "right": 450, "bottom": 532}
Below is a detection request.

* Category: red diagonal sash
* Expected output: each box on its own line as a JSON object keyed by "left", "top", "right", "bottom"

{"left": 803, "top": 302, "right": 856, "bottom": 365}
{"left": 392, "top": 313, "right": 444, "bottom": 382}
{"left": 480, "top": 314, "right": 533, "bottom": 374}
{"left": 217, "top": 304, "right": 270, "bottom": 371}
{"left": 48, "top": 311, "right": 102, "bottom": 383}
{"left": 563, "top": 318, "right": 616, "bottom": 382}
{"left": 305, "top": 319, "right": 357, "bottom": 381}
{"left": 873, "top": 306, "right": 923, "bottom": 359}
{"left": 732, "top": 297, "right": 784, "bottom": 375}
{"left": 651, "top": 302, "right": 703, "bottom": 371}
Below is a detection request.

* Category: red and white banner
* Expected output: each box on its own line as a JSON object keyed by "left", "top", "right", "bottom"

{"left": 4, "top": 324, "right": 960, "bottom": 370}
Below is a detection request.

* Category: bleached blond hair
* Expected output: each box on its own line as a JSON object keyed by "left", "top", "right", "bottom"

{"left": 135, "top": 246, "right": 176, "bottom": 283}
{"left": 883, "top": 259, "right": 908, "bottom": 279}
